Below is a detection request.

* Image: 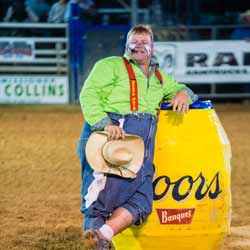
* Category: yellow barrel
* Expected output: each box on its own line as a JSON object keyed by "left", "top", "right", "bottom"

{"left": 113, "top": 100, "right": 232, "bottom": 250}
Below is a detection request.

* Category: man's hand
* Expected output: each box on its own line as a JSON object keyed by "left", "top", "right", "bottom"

{"left": 104, "top": 125, "right": 125, "bottom": 140}
{"left": 169, "top": 89, "right": 190, "bottom": 114}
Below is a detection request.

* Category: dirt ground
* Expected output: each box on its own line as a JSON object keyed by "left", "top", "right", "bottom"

{"left": 0, "top": 103, "right": 250, "bottom": 250}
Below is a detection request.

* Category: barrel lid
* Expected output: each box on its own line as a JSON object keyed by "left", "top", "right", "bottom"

{"left": 161, "top": 100, "right": 213, "bottom": 110}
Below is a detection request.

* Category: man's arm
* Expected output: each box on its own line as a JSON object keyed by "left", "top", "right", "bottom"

{"left": 80, "top": 58, "right": 126, "bottom": 140}
{"left": 161, "top": 71, "right": 198, "bottom": 114}
{"left": 79, "top": 59, "right": 114, "bottom": 130}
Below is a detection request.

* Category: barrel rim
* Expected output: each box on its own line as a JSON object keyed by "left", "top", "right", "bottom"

{"left": 161, "top": 100, "right": 213, "bottom": 110}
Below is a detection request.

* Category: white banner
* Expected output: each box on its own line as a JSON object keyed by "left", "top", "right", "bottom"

{"left": 154, "top": 41, "right": 250, "bottom": 83}
{"left": 0, "top": 39, "right": 34, "bottom": 62}
{"left": 0, "top": 76, "right": 69, "bottom": 104}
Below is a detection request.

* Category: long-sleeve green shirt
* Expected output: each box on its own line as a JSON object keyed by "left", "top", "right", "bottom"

{"left": 80, "top": 54, "right": 189, "bottom": 127}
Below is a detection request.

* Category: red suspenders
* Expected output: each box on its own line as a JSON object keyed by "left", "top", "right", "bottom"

{"left": 122, "top": 57, "right": 138, "bottom": 111}
{"left": 122, "top": 56, "right": 163, "bottom": 112}
{"left": 154, "top": 68, "right": 163, "bottom": 85}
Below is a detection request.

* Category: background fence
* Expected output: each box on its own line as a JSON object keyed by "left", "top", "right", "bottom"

{"left": 0, "top": 9, "right": 250, "bottom": 103}
{"left": 69, "top": 18, "right": 250, "bottom": 102}
{"left": 0, "top": 22, "right": 69, "bottom": 104}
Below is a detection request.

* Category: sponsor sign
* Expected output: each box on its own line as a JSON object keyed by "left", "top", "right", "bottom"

{"left": 0, "top": 76, "right": 69, "bottom": 104}
{"left": 0, "top": 39, "right": 34, "bottom": 62}
{"left": 153, "top": 172, "right": 221, "bottom": 201}
{"left": 156, "top": 208, "right": 195, "bottom": 224}
{"left": 154, "top": 41, "right": 250, "bottom": 83}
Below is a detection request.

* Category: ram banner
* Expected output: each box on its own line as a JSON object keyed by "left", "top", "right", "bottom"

{"left": 154, "top": 40, "right": 250, "bottom": 83}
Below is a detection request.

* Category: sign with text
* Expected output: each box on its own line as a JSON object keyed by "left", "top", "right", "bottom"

{"left": 0, "top": 76, "right": 69, "bottom": 104}
{"left": 154, "top": 41, "right": 250, "bottom": 83}
{"left": 0, "top": 39, "right": 34, "bottom": 62}
{"left": 156, "top": 208, "right": 195, "bottom": 224}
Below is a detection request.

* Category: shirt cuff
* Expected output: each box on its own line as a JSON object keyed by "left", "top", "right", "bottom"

{"left": 91, "top": 116, "right": 113, "bottom": 131}
{"left": 183, "top": 87, "right": 198, "bottom": 103}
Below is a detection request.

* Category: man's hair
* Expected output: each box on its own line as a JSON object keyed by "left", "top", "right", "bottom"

{"left": 126, "top": 24, "right": 154, "bottom": 43}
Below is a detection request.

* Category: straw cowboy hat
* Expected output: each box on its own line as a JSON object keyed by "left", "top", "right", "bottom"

{"left": 86, "top": 131, "right": 145, "bottom": 178}
{"left": 240, "top": 10, "right": 250, "bottom": 18}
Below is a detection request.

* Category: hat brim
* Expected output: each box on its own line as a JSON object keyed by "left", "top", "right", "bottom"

{"left": 86, "top": 131, "right": 145, "bottom": 178}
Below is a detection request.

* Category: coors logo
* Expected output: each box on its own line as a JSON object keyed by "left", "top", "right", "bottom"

{"left": 156, "top": 208, "right": 195, "bottom": 224}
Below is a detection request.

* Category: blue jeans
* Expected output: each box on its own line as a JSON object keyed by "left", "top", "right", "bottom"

{"left": 77, "top": 112, "right": 158, "bottom": 231}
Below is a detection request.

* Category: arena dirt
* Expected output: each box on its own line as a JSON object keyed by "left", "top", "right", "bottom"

{"left": 0, "top": 104, "right": 250, "bottom": 250}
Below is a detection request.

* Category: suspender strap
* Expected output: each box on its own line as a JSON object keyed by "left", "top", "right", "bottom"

{"left": 122, "top": 56, "right": 164, "bottom": 112}
{"left": 122, "top": 57, "right": 138, "bottom": 111}
{"left": 155, "top": 69, "right": 164, "bottom": 114}
{"left": 154, "top": 69, "right": 163, "bottom": 85}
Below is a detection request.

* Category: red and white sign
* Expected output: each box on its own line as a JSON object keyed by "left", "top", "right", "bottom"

{"left": 156, "top": 208, "right": 195, "bottom": 224}
{"left": 0, "top": 38, "right": 34, "bottom": 62}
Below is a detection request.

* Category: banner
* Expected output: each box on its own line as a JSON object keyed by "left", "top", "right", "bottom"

{"left": 0, "top": 76, "right": 69, "bottom": 104}
{"left": 154, "top": 41, "right": 250, "bottom": 83}
{"left": 0, "top": 39, "right": 34, "bottom": 62}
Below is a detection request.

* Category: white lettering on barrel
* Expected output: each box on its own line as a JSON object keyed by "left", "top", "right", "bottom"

{"left": 161, "top": 210, "right": 168, "bottom": 223}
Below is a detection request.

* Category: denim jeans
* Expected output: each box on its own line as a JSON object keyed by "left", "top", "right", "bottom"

{"left": 77, "top": 112, "right": 158, "bottom": 231}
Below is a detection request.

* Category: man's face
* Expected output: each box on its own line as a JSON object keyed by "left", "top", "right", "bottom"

{"left": 127, "top": 33, "right": 153, "bottom": 63}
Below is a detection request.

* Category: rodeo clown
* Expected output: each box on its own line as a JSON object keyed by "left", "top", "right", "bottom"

{"left": 77, "top": 24, "right": 197, "bottom": 250}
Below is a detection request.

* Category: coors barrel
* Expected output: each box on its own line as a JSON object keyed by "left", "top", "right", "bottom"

{"left": 113, "top": 100, "right": 232, "bottom": 250}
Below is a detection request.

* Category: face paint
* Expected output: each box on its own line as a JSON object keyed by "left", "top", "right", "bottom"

{"left": 127, "top": 42, "right": 136, "bottom": 54}
{"left": 127, "top": 42, "right": 152, "bottom": 55}
{"left": 144, "top": 44, "right": 151, "bottom": 56}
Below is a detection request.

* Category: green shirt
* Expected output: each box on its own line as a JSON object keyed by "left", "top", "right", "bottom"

{"left": 80, "top": 54, "right": 187, "bottom": 126}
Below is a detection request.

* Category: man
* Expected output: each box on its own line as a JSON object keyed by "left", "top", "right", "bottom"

{"left": 231, "top": 9, "right": 250, "bottom": 41}
{"left": 25, "top": 0, "right": 50, "bottom": 22}
{"left": 47, "top": 0, "right": 67, "bottom": 23}
{"left": 78, "top": 24, "right": 197, "bottom": 250}
{"left": 230, "top": 10, "right": 250, "bottom": 103}
{"left": 64, "top": 0, "right": 95, "bottom": 23}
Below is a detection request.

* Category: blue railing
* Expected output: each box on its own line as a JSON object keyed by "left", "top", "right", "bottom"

{"left": 68, "top": 3, "right": 130, "bottom": 103}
